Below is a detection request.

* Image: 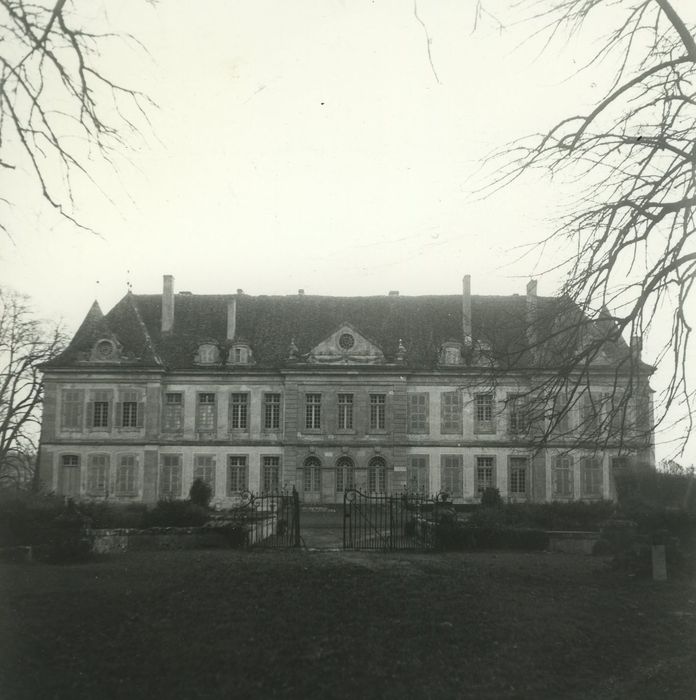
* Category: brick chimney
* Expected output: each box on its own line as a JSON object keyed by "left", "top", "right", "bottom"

{"left": 161, "top": 275, "right": 175, "bottom": 333}
{"left": 227, "top": 297, "right": 237, "bottom": 341}
{"left": 462, "top": 274, "right": 472, "bottom": 345}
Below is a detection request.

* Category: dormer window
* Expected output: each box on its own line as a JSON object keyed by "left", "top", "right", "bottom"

{"left": 227, "top": 342, "right": 253, "bottom": 366}
{"left": 439, "top": 341, "right": 463, "bottom": 366}
{"left": 195, "top": 343, "right": 220, "bottom": 365}
{"left": 90, "top": 338, "right": 118, "bottom": 362}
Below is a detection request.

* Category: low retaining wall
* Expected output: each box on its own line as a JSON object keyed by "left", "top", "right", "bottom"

{"left": 546, "top": 531, "right": 600, "bottom": 555}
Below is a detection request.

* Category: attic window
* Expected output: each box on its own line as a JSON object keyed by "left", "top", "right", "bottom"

{"left": 338, "top": 333, "right": 355, "bottom": 350}
{"left": 439, "top": 341, "right": 463, "bottom": 366}
{"left": 195, "top": 343, "right": 220, "bottom": 365}
{"left": 95, "top": 339, "right": 116, "bottom": 360}
{"left": 228, "top": 343, "right": 252, "bottom": 365}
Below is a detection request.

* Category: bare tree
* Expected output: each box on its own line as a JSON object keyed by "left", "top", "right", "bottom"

{"left": 0, "top": 0, "right": 154, "bottom": 237}
{"left": 0, "top": 288, "right": 65, "bottom": 488}
{"left": 481, "top": 0, "right": 696, "bottom": 456}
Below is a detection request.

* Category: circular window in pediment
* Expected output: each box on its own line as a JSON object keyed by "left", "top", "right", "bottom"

{"left": 338, "top": 333, "right": 355, "bottom": 350}
{"left": 96, "top": 340, "right": 115, "bottom": 359}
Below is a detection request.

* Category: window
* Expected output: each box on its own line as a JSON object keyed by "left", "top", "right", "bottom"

{"left": 61, "top": 389, "right": 83, "bottom": 429}
{"left": 338, "top": 333, "right": 355, "bottom": 350}
{"left": 196, "top": 344, "right": 219, "bottom": 364}
{"left": 87, "top": 454, "right": 109, "bottom": 494}
{"left": 553, "top": 455, "right": 574, "bottom": 499}
{"left": 160, "top": 455, "right": 182, "bottom": 498}
{"left": 441, "top": 455, "right": 463, "bottom": 497}
{"left": 264, "top": 393, "right": 281, "bottom": 430}
{"left": 368, "top": 456, "right": 386, "bottom": 493}
{"left": 408, "top": 393, "right": 429, "bottom": 434}
{"left": 441, "top": 391, "right": 462, "bottom": 434}
{"left": 305, "top": 393, "right": 321, "bottom": 430}
{"left": 227, "top": 456, "right": 248, "bottom": 494}
{"left": 163, "top": 393, "right": 184, "bottom": 432}
{"left": 580, "top": 394, "right": 600, "bottom": 436}
{"left": 474, "top": 393, "right": 495, "bottom": 434}
{"left": 60, "top": 455, "right": 80, "bottom": 497}
{"left": 509, "top": 457, "right": 528, "bottom": 497}
{"left": 228, "top": 344, "right": 251, "bottom": 365}
{"left": 303, "top": 457, "right": 322, "bottom": 493}
{"left": 337, "top": 394, "right": 354, "bottom": 430}
{"left": 119, "top": 390, "right": 141, "bottom": 429}
{"left": 262, "top": 456, "right": 281, "bottom": 493}
{"left": 581, "top": 456, "right": 603, "bottom": 498}
{"left": 475, "top": 456, "right": 496, "bottom": 495}
{"left": 90, "top": 390, "right": 111, "bottom": 429}
{"left": 407, "top": 456, "right": 429, "bottom": 494}
{"left": 335, "top": 456, "right": 354, "bottom": 492}
{"left": 116, "top": 455, "right": 138, "bottom": 495}
{"left": 197, "top": 393, "right": 216, "bottom": 432}
{"left": 194, "top": 455, "right": 216, "bottom": 493}
{"left": 369, "top": 394, "right": 386, "bottom": 431}
{"left": 229, "top": 393, "right": 248, "bottom": 430}
{"left": 508, "top": 395, "right": 528, "bottom": 434}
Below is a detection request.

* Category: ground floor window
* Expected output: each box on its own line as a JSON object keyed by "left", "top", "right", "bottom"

{"left": 441, "top": 455, "right": 463, "bottom": 497}
{"left": 116, "top": 455, "right": 138, "bottom": 496}
{"left": 303, "top": 457, "right": 321, "bottom": 492}
{"left": 407, "top": 456, "right": 429, "bottom": 494}
{"left": 87, "top": 454, "right": 109, "bottom": 495}
{"left": 60, "top": 454, "right": 81, "bottom": 497}
{"left": 336, "top": 456, "right": 354, "bottom": 492}
{"left": 194, "top": 455, "right": 216, "bottom": 494}
{"left": 508, "top": 457, "right": 529, "bottom": 497}
{"left": 475, "top": 456, "right": 496, "bottom": 496}
{"left": 581, "top": 456, "right": 603, "bottom": 498}
{"left": 368, "top": 456, "right": 386, "bottom": 493}
{"left": 160, "top": 455, "right": 182, "bottom": 498}
{"left": 262, "top": 456, "right": 281, "bottom": 493}
{"left": 553, "top": 455, "right": 574, "bottom": 498}
{"left": 227, "top": 456, "right": 249, "bottom": 494}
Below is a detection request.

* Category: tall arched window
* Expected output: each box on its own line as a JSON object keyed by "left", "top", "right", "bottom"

{"left": 303, "top": 456, "right": 321, "bottom": 493}
{"left": 368, "top": 456, "right": 386, "bottom": 493}
{"left": 336, "top": 456, "right": 354, "bottom": 492}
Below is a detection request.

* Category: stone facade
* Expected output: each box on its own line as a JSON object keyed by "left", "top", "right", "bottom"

{"left": 37, "top": 275, "right": 655, "bottom": 506}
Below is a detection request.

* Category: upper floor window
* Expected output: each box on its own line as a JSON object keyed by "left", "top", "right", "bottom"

{"left": 338, "top": 393, "right": 354, "bottom": 431}
{"left": 474, "top": 393, "right": 495, "bottom": 434}
{"left": 117, "top": 390, "right": 142, "bottom": 429}
{"left": 88, "top": 390, "right": 112, "bottom": 430}
{"left": 61, "top": 389, "right": 84, "bottom": 430}
{"left": 264, "top": 393, "right": 281, "bottom": 430}
{"left": 580, "top": 394, "right": 601, "bottom": 436}
{"left": 369, "top": 394, "right": 387, "bottom": 431}
{"left": 441, "top": 391, "right": 462, "bottom": 434}
{"left": 229, "top": 393, "right": 248, "bottom": 430}
{"left": 163, "top": 392, "right": 184, "bottom": 433}
{"left": 197, "top": 393, "right": 216, "bottom": 432}
{"left": 508, "top": 395, "right": 528, "bottom": 434}
{"left": 305, "top": 393, "right": 321, "bottom": 430}
{"left": 408, "top": 393, "right": 429, "bottom": 434}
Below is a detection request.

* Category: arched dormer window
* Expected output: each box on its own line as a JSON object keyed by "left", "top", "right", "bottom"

{"left": 439, "top": 341, "right": 463, "bottom": 366}
{"left": 194, "top": 343, "right": 220, "bottom": 365}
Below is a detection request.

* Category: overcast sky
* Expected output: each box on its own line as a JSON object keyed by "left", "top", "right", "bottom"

{"left": 1, "top": 1, "right": 694, "bottom": 463}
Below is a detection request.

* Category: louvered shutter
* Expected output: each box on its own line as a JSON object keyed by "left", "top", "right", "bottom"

{"left": 136, "top": 402, "right": 145, "bottom": 428}
{"left": 86, "top": 401, "right": 95, "bottom": 429}
{"left": 114, "top": 403, "right": 123, "bottom": 428}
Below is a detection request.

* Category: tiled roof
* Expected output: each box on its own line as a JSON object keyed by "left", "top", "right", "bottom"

{"left": 45, "top": 291, "right": 643, "bottom": 372}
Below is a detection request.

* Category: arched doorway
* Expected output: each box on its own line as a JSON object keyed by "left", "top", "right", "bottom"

{"left": 302, "top": 456, "right": 322, "bottom": 503}
{"left": 368, "top": 456, "right": 387, "bottom": 494}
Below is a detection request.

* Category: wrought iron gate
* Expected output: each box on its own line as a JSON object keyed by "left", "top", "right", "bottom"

{"left": 228, "top": 488, "right": 301, "bottom": 548}
{"left": 343, "top": 489, "right": 443, "bottom": 551}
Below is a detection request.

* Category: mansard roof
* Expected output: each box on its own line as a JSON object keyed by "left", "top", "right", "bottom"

{"left": 44, "top": 289, "right": 650, "bottom": 374}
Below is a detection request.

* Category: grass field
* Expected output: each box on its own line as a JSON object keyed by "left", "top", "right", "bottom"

{"left": 1, "top": 549, "right": 695, "bottom": 699}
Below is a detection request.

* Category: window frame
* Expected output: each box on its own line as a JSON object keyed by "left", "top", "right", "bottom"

{"left": 552, "top": 454, "right": 574, "bottom": 499}
{"left": 86, "top": 453, "right": 110, "bottom": 495}
{"left": 193, "top": 454, "right": 216, "bottom": 494}
{"left": 337, "top": 393, "right": 354, "bottom": 432}
{"left": 475, "top": 455, "right": 496, "bottom": 496}
{"left": 508, "top": 456, "right": 529, "bottom": 499}
{"left": 407, "top": 393, "right": 429, "bottom": 435}
{"left": 369, "top": 393, "right": 387, "bottom": 432}
{"left": 60, "top": 389, "right": 84, "bottom": 430}
{"left": 229, "top": 392, "right": 249, "bottom": 431}
{"left": 305, "top": 393, "right": 322, "bottom": 431}
{"left": 159, "top": 454, "right": 183, "bottom": 499}
{"left": 227, "top": 455, "right": 249, "bottom": 495}
{"left": 263, "top": 393, "right": 281, "bottom": 431}
{"left": 406, "top": 455, "right": 430, "bottom": 495}
{"left": 473, "top": 393, "right": 495, "bottom": 434}
{"left": 262, "top": 455, "right": 281, "bottom": 493}
{"left": 196, "top": 392, "right": 217, "bottom": 433}
{"left": 580, "top": 456, "right": 603, "bottom": 498}
{"left": 303, "top": 456, "right": 322, "bottom": 493}
{"left": 115, "top": 454, "right": 139, "bottom": 496}
{"left": 163, "top": 392, "right": 185, "bottom": 433}
{"left": 440, "top": 455, "right": 463, "bottom": 498}
{"left": 441, "top": 391, "right": 462, "bottom": 435}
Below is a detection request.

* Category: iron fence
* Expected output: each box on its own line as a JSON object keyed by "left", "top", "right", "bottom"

{"left": 226, "top": 488, "right": 301, "bottom": 548}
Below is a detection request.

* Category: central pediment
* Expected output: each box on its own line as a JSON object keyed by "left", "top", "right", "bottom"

{"left": 307, "top": 323, "right": 385, "bottom": 364}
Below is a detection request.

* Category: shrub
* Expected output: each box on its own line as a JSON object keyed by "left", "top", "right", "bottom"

{"left": 0, "top": 492, "right": 67, "bottom": 547}
{"left": 142, "top": 500, "right": 209, "bottom": 528}
{"left": 189, "top": 478, "right": 213, "bottom": 508}
{"left": 434, "top": 523, "right": 549, "bottom": 551}
{"left": 76, "top": 501, "right": 148, "bottom": 529}
{"left": 480, "top": 486, "right": 502, "bottom": 508}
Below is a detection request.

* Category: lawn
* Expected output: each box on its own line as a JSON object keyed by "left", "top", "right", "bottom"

{"left": 1, "top": 549, "right": 695, "bottom": 699}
